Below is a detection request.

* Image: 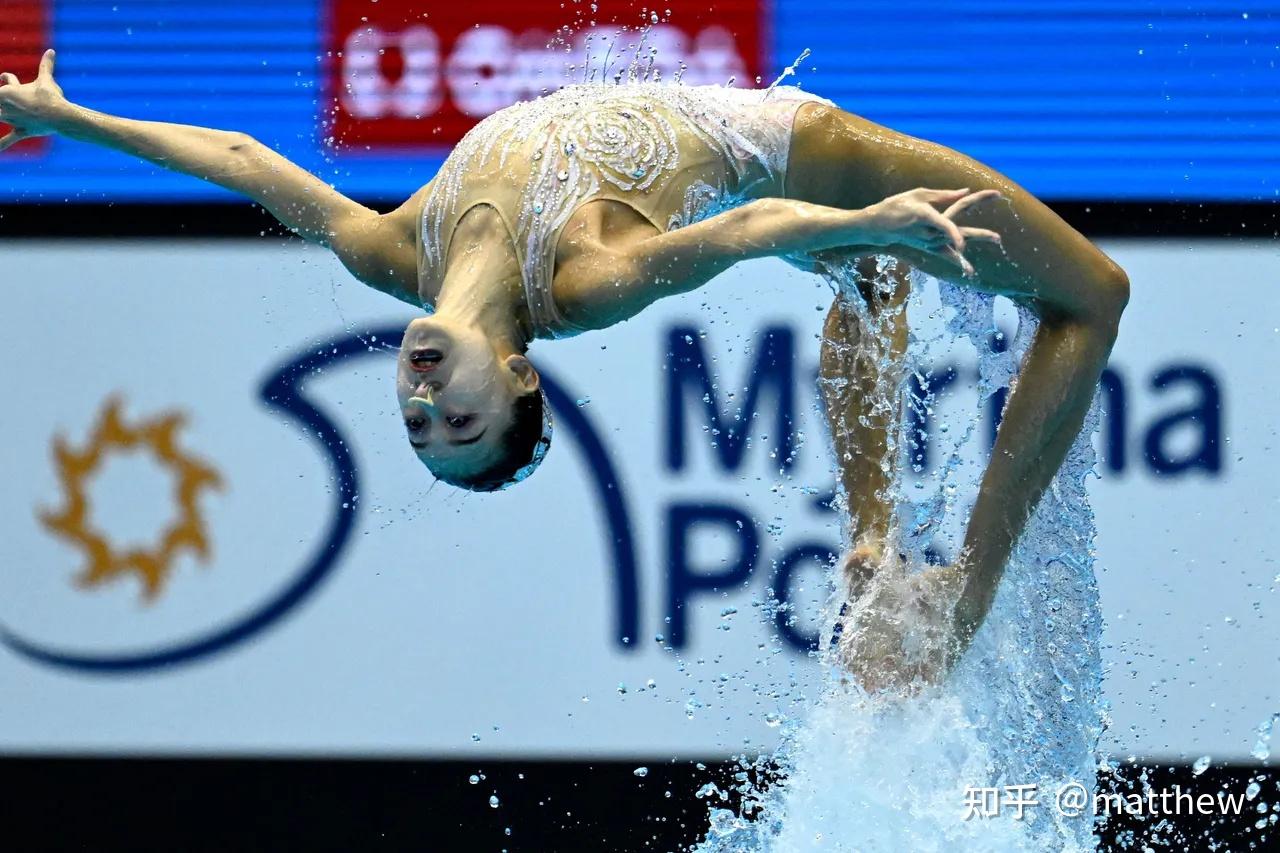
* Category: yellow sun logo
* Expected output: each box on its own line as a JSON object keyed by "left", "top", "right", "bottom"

{"left": 39, "top": 397, "right": 224, "bottom": 601}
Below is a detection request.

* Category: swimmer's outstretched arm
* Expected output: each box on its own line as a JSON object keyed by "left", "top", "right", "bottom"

{"left": 0, "top": 50, "right": 423, "bottom": 304}
{"left": 556, "top": 188, "right": 998, "bottom": 328}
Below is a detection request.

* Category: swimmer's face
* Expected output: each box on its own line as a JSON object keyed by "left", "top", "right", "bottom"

{"left": 396, "top": 316, "right": 539, "bottom": 483}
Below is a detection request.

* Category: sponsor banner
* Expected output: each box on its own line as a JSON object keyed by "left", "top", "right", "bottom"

{"left": 2, "top": 3, "right": 1277, "bottom": 201}
{"left": 325, "top": 0, "right": 765, "bottom": 149}
{"left": 0, "top": 239, "right": 1276, "bottom": 760}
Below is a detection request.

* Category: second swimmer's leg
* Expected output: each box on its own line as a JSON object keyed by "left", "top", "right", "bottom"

{"left": 790, "top": 105, "right": 1130, "bottom": 640}
{"left": 818, "top": 259, "right": 908, "bottom": 581}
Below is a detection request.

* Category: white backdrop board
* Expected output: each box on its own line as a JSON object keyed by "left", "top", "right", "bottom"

{"left": 0, "top": 238, "right": 1275, "bottom": 762}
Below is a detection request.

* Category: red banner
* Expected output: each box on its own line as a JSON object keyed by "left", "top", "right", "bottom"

{"left": 0, "top": 0, "right": 49, "bottom": 156}
{"left": 324, "top": 0, "right": 766, "bottom": 150}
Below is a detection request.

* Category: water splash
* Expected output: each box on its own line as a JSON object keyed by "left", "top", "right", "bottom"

{"left": 764, "top": 49, "right": 812, "bottom": 99}
{"left": 694, "top": 260, "right": 1105, "bottom": 852}
{"left": 1253, "top": 714, "right": 1279, "bottom": 762}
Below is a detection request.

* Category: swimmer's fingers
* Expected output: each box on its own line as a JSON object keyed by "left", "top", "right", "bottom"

{"left": 0, "top": 51, "right": 66, "bottom": 145}
{"left": 905, "top": 218, "right": 966, "bottom": 266}
{"left": 0, "top": 50, "right": 57, "bottom": 94}
{"left": 921, "top": 206, "right": 967, "bottom": 254}
{"left": 942, "top": 188, "right": 1003, "bottom": 221}
{"left": 897, "top": 189, "right": 969, "bottom": 250}
{"left": 959, "top": 226, "right": 1002, "bottom": 246}
{"left": 916, "top": 228, "right": 999, "bottom": 277}
{"left": 941, "top": 190, "right": 1006, "bottom": 255}
{"left": 38, "top": 49, "right": 56, "bottom": 81}
{"left": 909, "top": 187, "right": 971, "bottom": 207}
{"left": 913, "top": 240, "right": 975, "bottom": 278}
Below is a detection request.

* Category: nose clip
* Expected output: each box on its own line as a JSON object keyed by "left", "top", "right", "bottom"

{"left": 410, "top": 382, "right": 439, "bottom": 409}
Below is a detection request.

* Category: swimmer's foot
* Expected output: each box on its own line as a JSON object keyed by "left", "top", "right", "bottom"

{"left": 836, "top": 551, "right": 968, "bottom": 695}
{"left": 840, "top": 542, "right": 883, "bottom": 597}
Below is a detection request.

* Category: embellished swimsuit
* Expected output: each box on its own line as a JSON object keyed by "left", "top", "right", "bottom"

{"left": 418, "top": 83, "right": 831, "bottom": 338}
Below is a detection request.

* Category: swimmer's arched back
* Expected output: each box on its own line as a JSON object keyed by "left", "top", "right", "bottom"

{"left": 0, "top": 49, "right": 1128, "bottom": 688}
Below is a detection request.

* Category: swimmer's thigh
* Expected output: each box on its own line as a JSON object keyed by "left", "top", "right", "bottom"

{"left": 787, "top": 104, "right": 1127, "bottom": 319}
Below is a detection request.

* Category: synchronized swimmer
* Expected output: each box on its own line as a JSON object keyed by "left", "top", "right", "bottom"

{"left": 0, "top": 49, "right": 1128, "bottom": 686}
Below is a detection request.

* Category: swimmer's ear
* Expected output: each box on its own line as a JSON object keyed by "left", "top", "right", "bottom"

{"left": 504, "top": 354, "right": 540, "bottom": 393}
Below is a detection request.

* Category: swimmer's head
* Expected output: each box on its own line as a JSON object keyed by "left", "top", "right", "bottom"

{"left": 396, "top": 315, "right": 551, "bottom": 491}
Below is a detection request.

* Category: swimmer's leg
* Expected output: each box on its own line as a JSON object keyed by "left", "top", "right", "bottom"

{"left": 822, "top": 275, "right": 970, "bottom": 692}
{"left": 791, "top": 105, "right": 1129, "bottom": 641}
{"left": 817, "top": 259, "right": 908, "bottom": 592}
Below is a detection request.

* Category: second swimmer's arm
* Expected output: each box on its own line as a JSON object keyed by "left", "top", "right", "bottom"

{"left": 0, "top": 50, "right": 422, "bottom": 304}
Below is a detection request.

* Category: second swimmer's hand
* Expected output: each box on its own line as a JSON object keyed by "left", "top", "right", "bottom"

{"left": 0, "top": 50, "right": 69, "bottom": 151}
{"left": 853, "top": 187, "right": 1003, "bottom": 278}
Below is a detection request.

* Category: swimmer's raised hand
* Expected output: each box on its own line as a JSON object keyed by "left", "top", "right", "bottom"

{"left": 853, "top": 187, "right": 1004, "bottom": 278}
{"left": 0, "top": 50, "right": 67, "bottom": 151}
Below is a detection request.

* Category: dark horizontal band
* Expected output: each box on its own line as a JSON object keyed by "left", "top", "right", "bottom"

{"left": 0, "top": 200, "right": 1277, "bottom": 239}
{"left": 0, "top": 755, "right": 1266, "bottom": 850}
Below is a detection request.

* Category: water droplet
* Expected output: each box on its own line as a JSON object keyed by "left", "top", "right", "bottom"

{"left": 1192, "top": 755, "right": 1211, "bottom": 775}
{"left": 469, "top": 774, "right": 480, "bottom": 785}
{"left": 489, "top": 794, "right": 500, "bottom": 808}
{"left": 633, "top": 766, "right": 649, "bottom": 777}
{"left": 1251, "top": 714, "right": 1279, "bottom": 761}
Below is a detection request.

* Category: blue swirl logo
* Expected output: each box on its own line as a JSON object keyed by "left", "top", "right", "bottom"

{"left": 1, "top": 326, "right": 639, "bottom": 674}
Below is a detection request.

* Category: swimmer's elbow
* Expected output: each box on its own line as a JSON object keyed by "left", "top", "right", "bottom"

{"left": 227, "top": 131, "right": 258, "bottom": 153}
{"left": 223, "top": 131, "right": 274, "bottom": 184}
{"left": 224, "top": 132, "right": 268, "bottom": 172}
{"left": 1108, "top": 265, "right": 1131, "bottom": 316}
{"left": 1057, "top": 259, "right": 1128, "bottom": 335}
{"left": 1091, "top": 263, "right": 1129, "bottom": 333}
